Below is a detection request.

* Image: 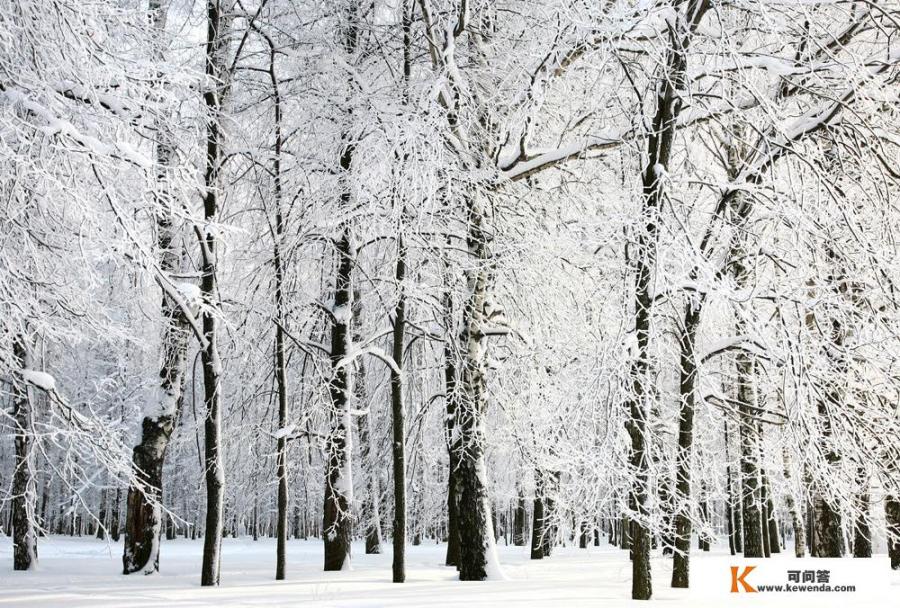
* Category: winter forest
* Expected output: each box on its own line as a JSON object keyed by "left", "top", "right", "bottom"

{"left": 1, "top": 0, "right": 900, "bottom": 605}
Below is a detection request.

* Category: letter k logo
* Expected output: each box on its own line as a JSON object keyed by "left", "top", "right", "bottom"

{"left": 730, "top": 566, "right": 757, "bottom": 593}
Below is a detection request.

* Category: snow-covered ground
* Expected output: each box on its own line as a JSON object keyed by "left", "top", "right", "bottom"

{"left": 0, "top": 537, "right": 896, "bottom": 607}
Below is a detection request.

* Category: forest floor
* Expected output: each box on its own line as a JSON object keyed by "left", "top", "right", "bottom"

{"left": 1, "top": 536, "right": 897, "bottom": 607}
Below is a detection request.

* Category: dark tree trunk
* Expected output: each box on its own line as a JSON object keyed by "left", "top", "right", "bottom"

{"left": 806, "top": 495, "right": 815, "bottom": 555}
{"left": 628, "top": 2, "right": 710, "bottom": 597}
{"left": 110, "top": 453, "right": 122, "bottom": 542}
{"left": 455, "top": 414, "right": 495, "bottom": 580}
{"left": 726, "top": 419, "right": 739, "bottom": 555}
{"left": 97, "top": 484, "right": 108, "bottom": 540}
{"left": 698, "top": 484, "right": 710, "bottom": 552}
{"left": 12, "top": 338, "right": 37, "bottom": 571}
{"left": 322, "top": 0, "right": 360, "bottom": 574}
{"left": 268, "top": 35, "right": 290, "bottom": 582}
{"left": 811, "top": 495, "right": 842, "bottom": 557}
{"left": 659, "top": 474, "right": 674, "bottom": 557}
{"left": 530, "top": 472, "right": 553, "bottom": 560}
{"left": 852, "top": 474, "right": 871, "bottom": 558}
{"left": 390, "top": 233, "right": 407, "bottom": 583}
{"left": 513, "top": 493, "right": 527, "bottom": 546}
{"left": 671, "top": 304, "right": 700, "bottom": 587}
{"left": 443, "top": 283, "right": 461, "bottom": 568}
{"left": 737, "top": 354, "right": 764, "bottom": 558}
{"left": 761, "top": 469, "right": 779, "bottom": 554}
{"left": 806, "top": 265, "right": 845, "bottom": 559}
{"left": 543, "top": 488, "right": 557, "bottom": 558}
{"left": 885, "top": 496, "right": 900, "bottom": 570}
{"left": 323, "top": 227, "right": 354, "bottom": 572}
{"left": 199, "top": 0, "right": 231, "bottom": 587}
{"left": 621, "top": 515, "right": 631, "bottom": 551}
{"left": 726, "top": 493, "right": 735, "bottom": 555}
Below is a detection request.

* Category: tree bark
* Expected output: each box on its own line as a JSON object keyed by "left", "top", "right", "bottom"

{"left": 442, "top": 279, "right": 461, "bottom": 568}
{"left": 199, "top": 0, "right": 232, "bottom": 587}
{"left": 671, "top": 304, "right": 700, "bottom": 586}
{"left": 12, "top": 337, "right": 37, "bottom": 571}
{"left": 782, "top": 447, "right": 805, "bottom": 557}
{"left": 513, "top": 492, "right": 527, "bottom": 546}
{"left": 454, "top": 188, "right": 501, "bottom": 581}
{"left": 630, "top": 1, "right": 711, "bottom": 596}
{"left": 264, "top": 31, "right": 290, "bottom": 581}
{"left": 390, "top": 234, "right": 407, "bottom": 583}
{"left": 323, "top": 227, "right": 354, "bottom": 572}
{"left": 737, "top": 355, "right": 764, "bottom": 558}
{"left": 761, "top": 468, "right": 779, "bottom": 554}
{"left": 852, "top": 472, "right": 871, "bottom": 558}
{"left": 530, "top": 471, "right": 552, "bottom": 559}
{"left": 322, "top": 0, "right": 360, "bottom": 573}
{"left": 123, "top": 0, "right": 192, "bottom": 576}
{"left": 349, "top": 287, "right": 382, "bottom": 557}
{"left": 885, "top": 496, "right": 900, "bottom": 570}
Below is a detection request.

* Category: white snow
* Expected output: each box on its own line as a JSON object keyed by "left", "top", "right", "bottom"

{"left": 272, "top": 425, "right": 295, "bottom": 440}
{"left": 2, "top": 537, "right": 895, "bottom": 607}
{"left": 175, "top": 281, "right": 202, "bottom": 306}
{"left": 22, "top": 369, "right": 57, "bottom": 392}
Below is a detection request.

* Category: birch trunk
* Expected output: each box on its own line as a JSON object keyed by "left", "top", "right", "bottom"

{"left": 12, "top": 337, "right": 37, "bottom": 571}
{"left": 782, "top": 447, "right": 805, "bottom": 557}
{"left": 123, "top": 0, "right": 192, "bottom": 576}
{"left": 455, "top": 191, "right": 500, "bottom": 581}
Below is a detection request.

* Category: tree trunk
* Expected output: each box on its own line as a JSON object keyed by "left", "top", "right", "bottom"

{"left": 513, "top": 492, "right": 527, "bottom": 546}
{"left": 885, "top": 496, "right": 900, "bottom": 570}
{"left": 354, "top": 363, "right": 382, "bottom": 556}
{"left": 12, "top": 338, "right": 37, "bottom": 571}
{"left": 199, "top": 0, "right": 232, "bottom": 587}
{"left": 725, "top": 418, "right": 740, "bottom": 555}
{"left": 351, "top": 288, "right": 382, "bottom": 557}
{"left": 390, "top": 234, "right": 407, "bottom": 583}
{"left": 97, "top": 483, "right": 108, "bottom": 540}
{"left": 454, "top": 187, "right": 501, "bottom": 581}
{"left": 630, "top": 2, "right": 710, "bottom": 597}
{"left": 323, "top": 227, "right": 354, "bottom": 572}
{"left": 782, "top": 448, "right": 804, "bottom": 557}
{"left": 852, "top": 472, "right": 870, "bottom": 558}
{"left": 530, "top": 472, "right": 548, "bottom": 559}
{"left": 443, "top": 281, "right": 461, "bottom": 568}
{"left": 322, "top": 0, "right": 360, "bottom": 574}
{"left": 761, "top": 469, "right": 779, "bottom": 554}
{"left": 737, "top": 354, "right": 764, "bottom": 558}
{"left": 267, "top": 35, "right": 290, "bottom": 581}
{"left": 671, "top": 304, "right": 700, "bottom": 587}
{"left": 110, "top": 490, "right": 120, "bottom": 541}
{"left": 123, "top": 0, "right": 192, "bottom": 576}
{"left": 698, "top": 483, "right": 710, "bottom": 551}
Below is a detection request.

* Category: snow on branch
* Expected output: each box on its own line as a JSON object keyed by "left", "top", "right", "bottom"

{"left": 0, "top": 85, "right": 152, "bottom": 168}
